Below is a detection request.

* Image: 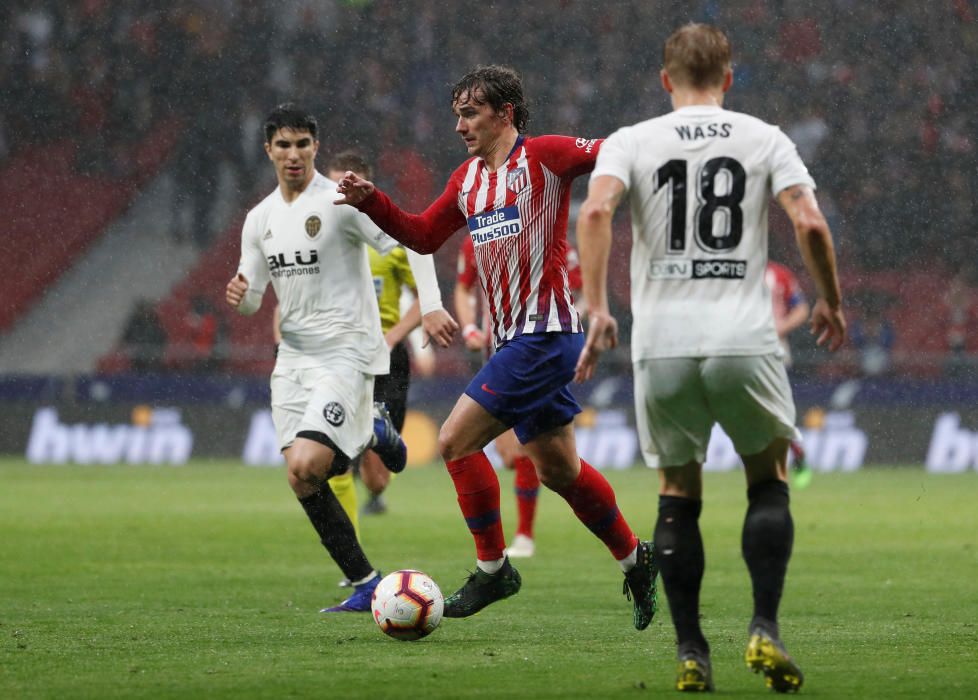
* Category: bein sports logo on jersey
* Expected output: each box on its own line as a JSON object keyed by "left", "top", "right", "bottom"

{"left": 648, "top": 258, "right": 747, "bottom": 280}
{"left": 467, "top": 206, "right": 522, "bottom": 246}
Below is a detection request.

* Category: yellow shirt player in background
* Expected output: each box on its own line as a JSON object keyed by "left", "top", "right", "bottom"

{"left": 362, "top": 240, "right": 422, "bottom": 515}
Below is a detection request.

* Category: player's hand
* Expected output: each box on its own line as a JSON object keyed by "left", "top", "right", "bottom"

{"left": 383, "top": 328, "right": 404, "bottom": 350}
{"left": 810, "top": 298, "right": 846, "bottom": 352}
{"left": 422, "top": 309, "right": 460, "bottom": 348}
{"left": 575, "top": 310, "right": 618, "bottom": 383}
{"left": 225, "top": 273, "right": 248, "bottom": 308}
{"left": 333, "top": 171, "right": 376, "bottom": 206}
{"left": 462, "top": 323, "right": 487, "bottom": 351}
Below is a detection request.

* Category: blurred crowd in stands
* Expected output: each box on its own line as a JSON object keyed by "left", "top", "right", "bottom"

{"left": 3, "top": 0, "right": 976, "bottom": 378}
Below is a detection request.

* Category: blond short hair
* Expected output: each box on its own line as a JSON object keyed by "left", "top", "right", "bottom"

{"left": 663, "top": 23, "right": 732, "bottom": 89}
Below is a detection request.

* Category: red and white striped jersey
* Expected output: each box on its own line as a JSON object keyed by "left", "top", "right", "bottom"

{"left": 458, "top": 234, "right": 583, "bottom": 355}
{"left": 357, "top": 134, "right": 600, "bottom": 346}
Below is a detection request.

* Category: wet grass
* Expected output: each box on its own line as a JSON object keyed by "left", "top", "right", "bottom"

{"left": 1, "top": 460, "right": 975, "bottom": 698}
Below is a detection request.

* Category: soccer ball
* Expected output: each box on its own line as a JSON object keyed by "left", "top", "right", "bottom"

{"left": 371, "top": 570, "right": 444, "bottom": 641}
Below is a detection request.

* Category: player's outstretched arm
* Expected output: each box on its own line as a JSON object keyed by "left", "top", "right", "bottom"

{"left": 574, "top": 174, "right": 626, "bottom": 383}
{"left": 336, "top": 172, "right": 466, "bottom": 255}
{"left": 777, "top": 185, "right": 846, "bottom": 351}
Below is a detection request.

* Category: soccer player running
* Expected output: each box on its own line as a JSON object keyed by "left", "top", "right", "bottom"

{"left": 225, "top": 104, "right": 456, "bottom": 614}
{"left": 455, "top": 236, "right": 586, "bottom": 558}
{"left": 575, "top": 25, "right": 845, "bottom": 693}
{"left": 271, "top": 150, "right": 456, "bottom": 586}
{"left": 766, "top": 260, "right": 813, "bottom": 488}
{"left": 336, "top": 65, "right": 658, "bottom": 626}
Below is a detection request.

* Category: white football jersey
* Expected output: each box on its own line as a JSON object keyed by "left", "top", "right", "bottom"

{"left": 592, "top": 106, "right": 815, "bottom": 360}
{"left": 237, "top": 172, "right": 397, "bottom": 374}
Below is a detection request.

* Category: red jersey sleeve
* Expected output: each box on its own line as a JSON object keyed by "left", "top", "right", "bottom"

{"left": 456, "top": 235, "right": 478, "bottom": 287}
{"left": 525, "top": 135, "right": 603, "bottom": 179}
{"left": 356, "top": 166, "right": 468, "bottom": 255}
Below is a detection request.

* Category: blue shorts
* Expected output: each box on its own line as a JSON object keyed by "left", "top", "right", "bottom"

{"left": 464, "top": 332, "right": 583, "bottom": 444}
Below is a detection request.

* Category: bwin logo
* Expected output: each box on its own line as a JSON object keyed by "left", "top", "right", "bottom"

{"left": 267, "top": 250, "right": 319, "bottom": 270}
{"left": 926, "top": 412, "right": 978, "bottom": 473}
{"left": 26, "top": 407, "right": 193, "bottom": 465}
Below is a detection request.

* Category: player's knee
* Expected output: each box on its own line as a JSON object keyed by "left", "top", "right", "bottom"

{"left": 659, "top": 461, "right": 703, "bottom": 499}
{"left": 286, "top": 468, "right": 304, "bottom": 493}
{"left": 535, "top": 459, "right": 577, "bottom": 492}
{"left": 437, "top": 424, "right": 463, "bottom": 462}
{"left": 286, "top": 451, "right": 327, "bottom": 486}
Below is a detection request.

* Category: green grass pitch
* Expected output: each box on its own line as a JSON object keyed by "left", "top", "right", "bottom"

{"left": 1, "top": 458, "right": 976, "bottom": 698}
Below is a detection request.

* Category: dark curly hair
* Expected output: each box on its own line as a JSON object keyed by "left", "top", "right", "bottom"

{"left": 451, "top": 65, "right": 529, "bottom": 133}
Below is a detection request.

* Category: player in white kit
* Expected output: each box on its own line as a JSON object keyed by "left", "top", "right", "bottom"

{"left": 225, "top": 104, "right": 455, "bottom": 613}
{"left": 575, "top": 25, "right": 846, "bottom": 693}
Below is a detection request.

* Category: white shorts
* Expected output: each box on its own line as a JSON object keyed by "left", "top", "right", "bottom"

{"left": 633, "top": 354, "right": 801, "bottom": 469}
{"left": 270, "top": 364, "right": 375, "bottom": 458}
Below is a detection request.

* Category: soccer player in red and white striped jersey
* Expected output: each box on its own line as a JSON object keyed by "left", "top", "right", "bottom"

{"left": 337, "top": 65, "right": 657, "bottom": 626}
{"left": 455, "top": 234, "right": 585, "bottom": 559}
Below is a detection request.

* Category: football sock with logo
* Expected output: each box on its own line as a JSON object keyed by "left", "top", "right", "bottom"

{"left": 654, "top": 495, "right": 708, "bottom": 652}
{"left": 556, "top": 460, "right": 638, "bottom": 561}
{"left": 742, "top": 479, "right": 793, "bottom": 625}
{"left": 328, "top": 470, "right": 360, "bottom": 542}
{"left": 298, "top": 486, "right": 373, "bottom": 583}
{"left": 446, "top": 451, "right": 506, "bottom": 562}
{"left": 513, "top": 456, "right": 540, "bottom": 539}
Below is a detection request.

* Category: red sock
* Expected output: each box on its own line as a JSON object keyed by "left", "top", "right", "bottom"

{"left": 557, "top": 459, "right": 638, "bottom": 560}
{"left": 513, "top": 456, "right": 539, "bottom": 539}
{"left": 446, "top": 451, "right": 505, "bottom": 561}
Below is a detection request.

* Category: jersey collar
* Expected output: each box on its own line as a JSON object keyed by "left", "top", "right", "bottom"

{"left": 506, "top": 134, "right": 525, "bottom": 160}
{"left": 674, "top": 105, "right": 724, "bottom": 116}
{"left": 278, "top": 170, "right": 324, "bottom": 205}
{"left": 479, "top": 135, "right": 525, "bottom": 171}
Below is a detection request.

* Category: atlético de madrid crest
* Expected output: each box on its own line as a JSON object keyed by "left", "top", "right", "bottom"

{"left": 507, "top": 167, "right": 527, "bottom": 193}
{"left": 304, "top": 215, "right": 322, "bottom": 238}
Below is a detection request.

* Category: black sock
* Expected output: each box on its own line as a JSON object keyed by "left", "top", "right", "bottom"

{"left": 742, "top": 479, "right": 793, "bottom": 632}
{"left": 654, "top": 495, "right": 708, "bottom": 653}
{"left": 298, "top": 487, "right": 373, "bottom": 583}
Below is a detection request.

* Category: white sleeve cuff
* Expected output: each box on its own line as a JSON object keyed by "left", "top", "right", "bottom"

{"left": 406, "top": 248, "right": 444, "bottom": 315}
{"left": 236, "top": 288, "right": 263, "bottom": 316}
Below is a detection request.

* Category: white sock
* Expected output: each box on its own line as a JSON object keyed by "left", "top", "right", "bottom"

{"left": 477, "top": 557, "right": 505, "bottom": 574}
{"left": 617, "top": 545, "right": 638, "bottom": 572}
{"left": 351, "top": 570, "right": 377, "bottom": 587}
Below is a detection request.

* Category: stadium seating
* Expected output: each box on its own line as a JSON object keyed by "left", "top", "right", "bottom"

{"left": 0, "top": 119, "right": 180, "bottom": 332}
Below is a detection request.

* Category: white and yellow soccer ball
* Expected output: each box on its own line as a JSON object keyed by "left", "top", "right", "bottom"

{"left": 371, "top": 570, "right": 444, "bottom": 641}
